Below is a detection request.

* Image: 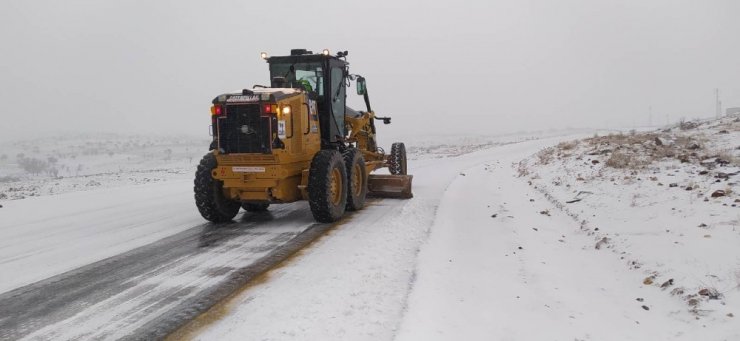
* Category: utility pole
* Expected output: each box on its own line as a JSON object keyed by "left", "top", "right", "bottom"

{"left": 715, "top": 88, "right": 720, "bottom": 118}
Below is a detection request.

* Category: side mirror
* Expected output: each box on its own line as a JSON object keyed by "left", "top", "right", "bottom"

{"left": 356, "top": 77, "right": 366, "bottom": 95}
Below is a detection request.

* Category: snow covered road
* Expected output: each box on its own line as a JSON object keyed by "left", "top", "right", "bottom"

{"left": 182, "top": 136, "right": 593, "bottom": 340}
{"left": 3, "top": 134, "right": 613, "bottom": 341}
{"left": 0, "top": 197, "right": 328, "bottom": 340}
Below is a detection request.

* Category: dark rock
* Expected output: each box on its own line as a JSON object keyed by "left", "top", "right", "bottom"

{"left": 685, "top": 186, "right": 693, "bottom": 191}
{"left": 699, "top": 170, "right": 709, "bottom": 175}
{"left": 660, "top": 279, "right": 674, "bottom": 289}
{"left": 595, "top": 237, "right": 609, "bottom": 250}
{"left": 711, "top": 190, "right": 726, "bottom": 198}
{"left": 636, "top": 298, "right": 644, "bottom": 302}
{"left": 716, "top": 158, "right": 730, "bottom": 166}
{"left": 592, "top": 160, "right": 600, "bottom": 164}
{"left": 698, "top": 223, "right": 708, "bottom": 228}
{"left": 698, "top": 288, "right": 721, "bottom": 299}
{"left": 669, "top": 183, "right": 678, "bottom": 188}
{"left": 719, "top": 130, "right": 729, "bottom": 134}
{"left": 642, "top": 305, "right": 650, "bottom": 311}
{"left": 491, "top": 214, "right": 497, "bottom": 218}
{"left": 670, "top": 287, "right": 685, "bottom": 296}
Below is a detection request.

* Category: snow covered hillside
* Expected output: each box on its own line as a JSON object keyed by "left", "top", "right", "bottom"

{"left": 0, "top": 133, "right": 208, "bottom": 201}
{"left": 508, "top": 114, "right": 740, "bottom": 339}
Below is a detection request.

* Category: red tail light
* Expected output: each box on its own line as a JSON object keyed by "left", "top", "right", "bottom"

{"left": 211, "top": 105, "right": 223, "bottom": 116}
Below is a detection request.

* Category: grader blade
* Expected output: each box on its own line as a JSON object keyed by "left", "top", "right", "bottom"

{"left": 367, "top": 174, "right": 413, "bottom": 199}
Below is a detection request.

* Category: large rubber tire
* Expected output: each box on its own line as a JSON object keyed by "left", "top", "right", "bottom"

{"left": 242, "top": 202, "right": 270, "bottom": 212}
{"left": 389, "top": 142, "right": 408, "bottom": 175}
{"left": 194, "top": 153, "right": 240, "bottom": 222}
{"left": 343, "top": 148, "right": 368, "bottom": 211}
{"left": 308, "top": 150, "right": 348, "bottom": 223}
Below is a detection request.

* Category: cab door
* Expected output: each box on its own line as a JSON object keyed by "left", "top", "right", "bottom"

{"left": 328, "top": 62, "right": 346, "bottom": 141}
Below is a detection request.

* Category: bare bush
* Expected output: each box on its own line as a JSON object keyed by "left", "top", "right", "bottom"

{"left": 606, "top": 151, "right": 632, "bottom": 168}
{"left": 557, "top": 140, "right": 579, "bottom": 151}
{"left": 17, "top": 157, "right": 49, "bottom": 176}
{"left": 536, "top": 147, "right": 555, "bottom": 165}
{"left": 517, "top": 160, "right": 530, "bottom": 177}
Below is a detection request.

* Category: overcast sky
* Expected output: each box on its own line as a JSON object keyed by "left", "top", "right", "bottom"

{"left": 1, "top": 0, "right": 738, "bottom": 142}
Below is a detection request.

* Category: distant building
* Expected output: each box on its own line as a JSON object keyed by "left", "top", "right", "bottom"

{"left": 726, "top": 107, "right": 740, "bottom": 115}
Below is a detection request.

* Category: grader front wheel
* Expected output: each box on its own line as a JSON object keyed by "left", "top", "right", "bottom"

{"left": 389, "top": 142, "right": 408, "bottom": 175}
{"left": 308, "top": 150, "right": 348, "bottom": 223}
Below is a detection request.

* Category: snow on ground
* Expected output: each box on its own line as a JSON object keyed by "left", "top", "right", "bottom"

{"left": 7, "top": 124, "right": 737, "bottom": 340}
{"left": 0, "top": 178, "right": 201, "bottom": 293}
{"left": 488, "top": 114, "right": 739, "bottom": 339}
{"left": 184, "top": 135, "right": 587, "bottom": 341}
{"left": 0, "top": 133, "right": 207, "bottom": 200}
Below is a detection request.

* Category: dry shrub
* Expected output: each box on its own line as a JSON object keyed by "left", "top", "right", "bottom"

{"left": 517, "top": 160, "right": 529, "bottom": 177}
{"left": 716, "top": 150, "right": 740, "bottom": 166}
{"left": 679, "top": 119, "right": 699, "bottom": 130}
{"left": 557, "top": 140, "right": 579, "bottom": 151}
{"left": 536, "top": 147, "right": 555, "bottom": 165}
{"left": 606, "top": 151, "right": 632, "bottom": 168}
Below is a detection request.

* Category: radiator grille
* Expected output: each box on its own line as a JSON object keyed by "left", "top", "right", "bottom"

{"left": 217, "top": 104, "right": 271, "bottom": 154}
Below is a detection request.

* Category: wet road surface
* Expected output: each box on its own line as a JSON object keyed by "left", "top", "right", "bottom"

{"left": 0, "top": 202, "right": 329, "bottom": 340}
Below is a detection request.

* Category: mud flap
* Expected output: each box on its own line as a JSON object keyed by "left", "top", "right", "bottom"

{"left": 367, "top": 174, "right": 413, "bottom": 199}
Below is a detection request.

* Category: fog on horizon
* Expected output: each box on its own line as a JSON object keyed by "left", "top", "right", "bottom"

{"left": 1, "top": 0, "right": 738, "bottom": 143}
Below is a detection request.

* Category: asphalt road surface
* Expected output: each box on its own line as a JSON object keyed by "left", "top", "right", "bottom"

{"left": 0, "top": 202, "right": 328, "bottom": 340}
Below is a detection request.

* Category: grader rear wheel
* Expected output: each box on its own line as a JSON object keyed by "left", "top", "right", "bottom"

{"left": 343, "top": 148, "right": 368, "bottom": 211}
{"left": 308, "top": 150, "right": 348, "bottom": 223}
{"left": 194, "top": 153, "right": 240, "bottom": 223}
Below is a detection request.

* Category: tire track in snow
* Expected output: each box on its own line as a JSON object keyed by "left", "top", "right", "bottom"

{"left": 0, "top": 202, "right": 337, "bottom": 340}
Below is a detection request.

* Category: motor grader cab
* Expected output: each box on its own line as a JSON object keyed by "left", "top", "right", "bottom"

{"left": 194, "top": 48, "right": 412, "bottom": 223}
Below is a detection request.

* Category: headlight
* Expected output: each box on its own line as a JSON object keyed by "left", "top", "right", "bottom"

{"left": 260, "top": 52, "right": 268, "bottom": 60}
{"left": 282, "top": 106, "right": 291, "bottom": 115}
{"left": 322, "top": 49, "right": 330, "bottom": 56}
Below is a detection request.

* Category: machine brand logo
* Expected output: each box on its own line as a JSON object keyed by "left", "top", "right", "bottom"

{"left": 226, "top": 95, "right": 259, "bottom": 103}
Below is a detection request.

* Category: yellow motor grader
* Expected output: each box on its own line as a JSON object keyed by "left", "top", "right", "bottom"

{"left": 194, "top": 49, "right": 412, "bottom": 223}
